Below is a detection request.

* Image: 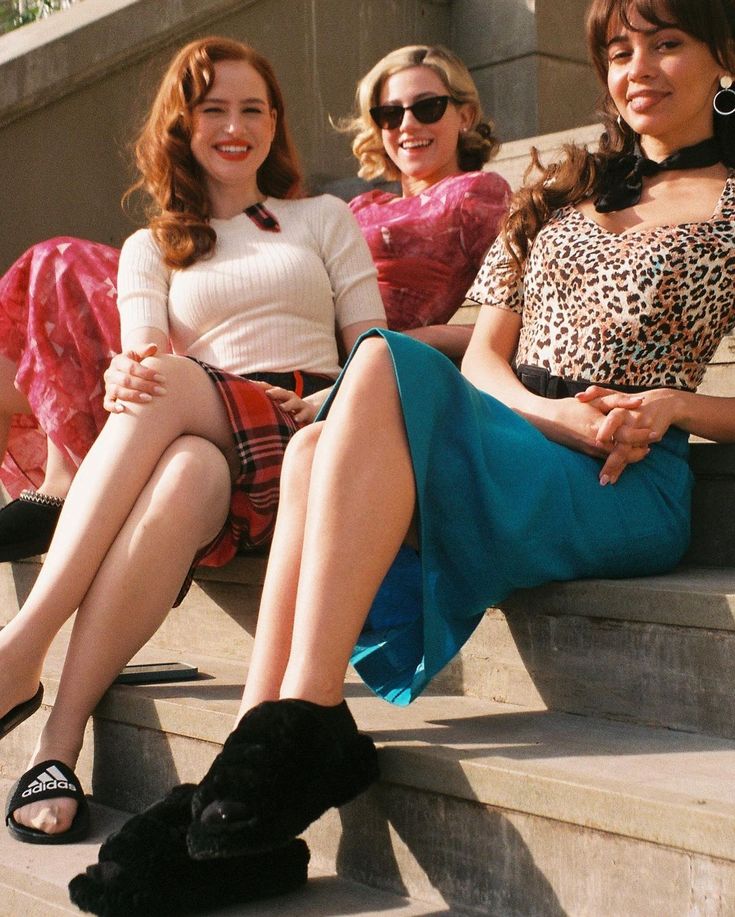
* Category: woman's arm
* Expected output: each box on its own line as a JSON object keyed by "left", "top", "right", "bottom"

{"left": 103, "top": 328, "right": 171, "bottom": 413}
{"left": 403, "top": 324, "right": 472, "bottom": 360}
{"left": 461, "top": 305, "right": 653, "bottom": 461}
{"left": 104, "top": 231, "right": 174, "bottom": 411}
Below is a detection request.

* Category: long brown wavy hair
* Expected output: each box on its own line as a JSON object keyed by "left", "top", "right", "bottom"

{"left": 125, "top": 37, "right": 303, "bottom": 269}
{"left": 502, "top": 0, "right": 735, "bottom": 274}
{"left": 337, "top": 44, "right": 500, "bottom": 182}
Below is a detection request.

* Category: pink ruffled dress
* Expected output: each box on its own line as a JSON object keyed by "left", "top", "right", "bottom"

{"left": 0, "top": 237, "right": 121, "bottom": 498}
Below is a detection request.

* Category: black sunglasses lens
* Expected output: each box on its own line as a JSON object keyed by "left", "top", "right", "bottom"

{"left": 370, "top": 96, "right": 450, "bottom": 130}
{"left": 370, "top": 105, "right": 403, "bottom": 130}
{"left": 412, "top": 96, "right": 449, "bottom": 124}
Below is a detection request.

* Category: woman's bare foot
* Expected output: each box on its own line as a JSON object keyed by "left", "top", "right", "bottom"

{"left": 9, "top": 742, "right": 81, "bottom": 836}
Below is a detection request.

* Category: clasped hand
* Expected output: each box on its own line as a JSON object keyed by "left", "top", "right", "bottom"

{"left": 103, "top": 344, "right": 165, "bottom": 413}
{"left": 103, "top": 346, "right": 317, "bottom": 424}
{"left": 573, "top": 385, "right": 679, "bottom": 485}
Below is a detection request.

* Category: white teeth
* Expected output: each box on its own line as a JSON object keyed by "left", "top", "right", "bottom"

{"left": 218, "top": 145, "right": 248, "bottom": 153}
{"left": 400, "top": 139, "right": 431, "bottom": 150}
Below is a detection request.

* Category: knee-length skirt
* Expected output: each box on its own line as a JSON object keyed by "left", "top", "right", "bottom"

{"left": 322, "top": 329, "right": 693, "bottom": 706}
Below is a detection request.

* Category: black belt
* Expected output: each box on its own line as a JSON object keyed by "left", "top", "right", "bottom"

{"left": 515, "top": 364, "right": 656, "bottom": 399}
{"left": 246, "top": 370, "right": 334, "bottom": 398}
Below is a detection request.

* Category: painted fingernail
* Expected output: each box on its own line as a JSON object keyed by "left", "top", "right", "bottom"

{"left": 153, "top": 386, "right": 167, "bottom": 395}
{"left": 140, "top": 393, "right": 153, "bottom": 402}
{"left": 154, "top": 374, "right": 165, "bottom": 383}
{"left": 599, "top": 474, "right": 610, "bottom": 486}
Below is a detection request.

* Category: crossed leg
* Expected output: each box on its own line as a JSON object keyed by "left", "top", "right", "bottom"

{"left": 1, "top": 355, "right": 235, "bottom": 835}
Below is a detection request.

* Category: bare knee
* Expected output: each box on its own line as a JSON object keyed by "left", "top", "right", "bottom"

{"left": 330, "top": 338, "right": 398, "bottom": 417}
{"left": 281, "top": 422, "right": 323, "bottom": 491}
{"left": 147, "top": 436, "right": 231, "bottom": 540}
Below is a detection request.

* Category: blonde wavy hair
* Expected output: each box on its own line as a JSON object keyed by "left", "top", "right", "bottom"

{"left": 338, "top": 44, "right": 500, "bottom": 182}
{"left": 125, "top": 36, "right": 303, "bottom": 269}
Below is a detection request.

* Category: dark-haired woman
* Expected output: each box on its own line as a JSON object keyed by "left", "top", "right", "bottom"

{"left": 0, "top": 36, "right": 385, "bottom": 844}
{"left": 166, "top": 0, "right": 735, "bottom": 863}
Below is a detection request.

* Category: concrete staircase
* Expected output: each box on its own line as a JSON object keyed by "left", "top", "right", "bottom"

{"left": 1, "top": 445, "right": 735, "bottom": 916}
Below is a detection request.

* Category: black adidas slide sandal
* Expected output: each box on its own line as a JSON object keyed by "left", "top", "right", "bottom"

{"left": 0, "top": 684, "right": 44, "bottom": 739}
{"left": 5, "top": 759, "right": 90, "bottom": 844}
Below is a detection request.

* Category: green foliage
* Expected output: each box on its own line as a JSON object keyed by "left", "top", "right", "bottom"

{"left": 0, "top": 1, "right": 80, "bottom": 35}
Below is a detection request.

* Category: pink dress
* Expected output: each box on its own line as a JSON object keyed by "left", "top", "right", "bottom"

{"left": 0, "top": 237, "right": 121, "bottom": 498}
{"left": 349, "top": 171, "right": 510, "bottom": 330}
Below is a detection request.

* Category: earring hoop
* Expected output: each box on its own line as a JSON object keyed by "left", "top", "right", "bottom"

{"left": 714, "top": 75, "right": 735, "bottom": 116}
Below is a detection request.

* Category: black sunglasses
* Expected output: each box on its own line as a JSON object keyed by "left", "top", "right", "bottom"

{"left": 370, "top": 95, "right": 453, "bottom": 131}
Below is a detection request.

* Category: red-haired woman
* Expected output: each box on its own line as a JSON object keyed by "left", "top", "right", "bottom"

{"left": 0, "top": 36, "right": 385, "bottom": 862}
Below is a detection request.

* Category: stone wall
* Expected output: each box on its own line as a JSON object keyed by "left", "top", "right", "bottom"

{"left": 450, "top": 0, "right": 600, "bottom": 141}
{"left": 0, "top": 0, "right": 599, "bottom": 270}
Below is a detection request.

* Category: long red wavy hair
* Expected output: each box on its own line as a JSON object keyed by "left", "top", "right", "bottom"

{"left": 126, "top": 37, "right": 303, "bottom": 269}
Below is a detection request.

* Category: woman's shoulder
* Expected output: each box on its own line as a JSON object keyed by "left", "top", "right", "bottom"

{"left": 348, "top": 187, "right": 398, "bottom": 212}
{"left": 119, "top": 227, "right": 163, "bottom": 263}
{"left": 436, "top": 170, "right": 511, "bottom": 200}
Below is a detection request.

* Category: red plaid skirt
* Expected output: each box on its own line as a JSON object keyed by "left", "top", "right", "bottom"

{"left": 173, "top": 360, "right": 333, "bottom": 604}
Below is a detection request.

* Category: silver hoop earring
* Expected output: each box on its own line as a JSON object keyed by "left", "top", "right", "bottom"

{"left": 714, "top": 75, "right": 735, "bottom": 116}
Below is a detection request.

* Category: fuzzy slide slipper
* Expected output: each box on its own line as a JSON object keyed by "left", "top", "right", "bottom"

{"left": 187, "top": 699, "right": 379, "bottom": 860}
{"left": 6, "top": 759, "right": 89, "bottom": 844}
{"left": 69, "top": 783, "right": 310, "bottom": 917}
{"left": 0, "top": 684, "right": 44, "bottom": 739}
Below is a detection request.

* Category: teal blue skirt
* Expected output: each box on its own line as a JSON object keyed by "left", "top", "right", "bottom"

{"left": 320, "top": 330, "right": 692, "bottom": 706}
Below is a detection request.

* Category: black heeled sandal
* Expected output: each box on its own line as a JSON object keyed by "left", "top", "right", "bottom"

{"left": 0, "top": 490, "right": 64, "bottom": 562}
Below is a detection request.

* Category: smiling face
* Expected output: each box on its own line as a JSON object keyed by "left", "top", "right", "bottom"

{"left": 189, "top": 59, "right": 277, "bottom": 217}
{"left": 377, "top": 65, "right": 472, "bottom": 196}
{"left": 605, "top": 9, "right": 723, "bottom": 158}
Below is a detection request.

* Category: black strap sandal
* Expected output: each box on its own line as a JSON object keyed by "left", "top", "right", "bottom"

{"left": 5, "top": 759, "right": 90, "bottom": 844}
{"left": 187, "top": 699, "right": 379, "bottom": 860}
{"left": 0, "top": 683, "right": 43, "bottom": 739}
{"left": 69, "top": 783, "right": 310, "bottom": 916}
{"left": 0, "top": 490, "right": 64, "bottom": 562}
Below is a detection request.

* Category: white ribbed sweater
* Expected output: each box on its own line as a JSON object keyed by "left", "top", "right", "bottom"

{"left": 117, "top": 194, "right": 385, "bottom": 377}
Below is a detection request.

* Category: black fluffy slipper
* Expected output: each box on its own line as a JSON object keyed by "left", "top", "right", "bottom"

{"left": 0, "top": 683, "right": 43, "bottom": 738}
{"left": 187, "top": 699, "right": 379, "bottom": 860}
{"left": 69, "top": 783, "right": 310, "bottom": 917}
{"left": 6, "top": 759, "right": 89, "bottom": 844}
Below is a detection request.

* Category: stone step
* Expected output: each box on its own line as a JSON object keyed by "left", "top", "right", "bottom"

{"left": 0, "top": 779, "right": 441, "bottom": 917}
{"left": 436, "top": 566, "right": 735, "bottom": 739}
{"left": 1, "top": 651, "right": 734, "bottom": 916}
{"left": 4, "top": 559, "right": 735, "bottom": 739}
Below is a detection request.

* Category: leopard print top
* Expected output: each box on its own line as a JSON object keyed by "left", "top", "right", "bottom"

{"left": 466, "top": 172, "right": 735, "bottom": 391}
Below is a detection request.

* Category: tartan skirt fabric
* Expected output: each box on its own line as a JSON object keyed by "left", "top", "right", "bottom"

{"left": 192, "top": 360, "right": 334, "bottom": 570}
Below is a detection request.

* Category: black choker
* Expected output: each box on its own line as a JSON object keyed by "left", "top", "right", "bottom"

{"left": 244, "top": 201, "right": 280, "bottom": 232}
{"left": 594, "top": 137, "right": 722, "bottom": 213}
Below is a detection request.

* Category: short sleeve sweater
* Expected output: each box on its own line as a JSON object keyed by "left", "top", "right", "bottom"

{"left": 117, "top": 194, "right": 386, "bottom": 378}
{"left": 466, "top": 173, "right": 735, "bottom": 391}
{"left": 349, "top": 171, "right": 510, "bottom": 331}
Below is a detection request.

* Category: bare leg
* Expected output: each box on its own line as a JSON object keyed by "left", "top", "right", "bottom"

{"left": 11, "top": 435, "right": 231, "bottom": 835}
{"left": 0, "top": 354, "right": 237, "bottom": 719}
{"left": 40, "top": 438, "right": 77, "bottom": 499}
{"left": 239, "top": 422, "right": 323, "bottom": 715}
{"left": 244, "top": 338, "right": 416, "bottom": 714}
